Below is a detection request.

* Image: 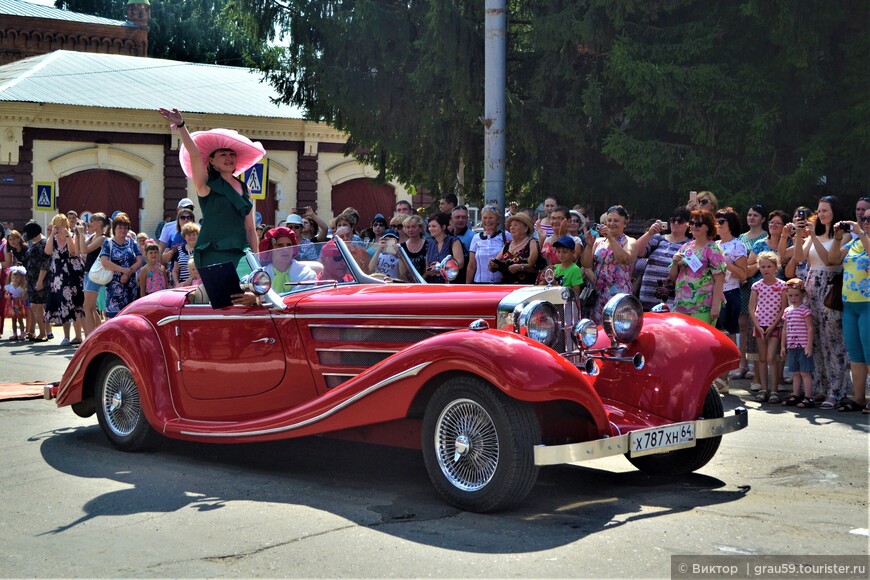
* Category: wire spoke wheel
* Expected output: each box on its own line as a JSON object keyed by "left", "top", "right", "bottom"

{"left": 95, "top": 358, "right": 161, "bottom": 451}
{"left": 422, "top": 377, "right": 540, "bottom": 512}
{"left": 101, "top": 365, "right": 141, "bottom": 437}
{"left": 435, "top": 399, "right": 500, "bottom": 491}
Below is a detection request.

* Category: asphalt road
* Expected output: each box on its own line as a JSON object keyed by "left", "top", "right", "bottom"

{"left": 0, "top": 337, "right": 867, "bottom": 578}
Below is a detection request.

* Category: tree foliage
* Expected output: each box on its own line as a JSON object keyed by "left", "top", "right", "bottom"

{"left": 57, "top": 0, "right": 869, "bottom": 215}
{"left": 56, "top": 0, "right": 255, "bottom": 65}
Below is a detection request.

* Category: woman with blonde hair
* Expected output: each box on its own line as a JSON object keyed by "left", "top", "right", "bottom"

{"left": 400, "top": 214, "right": 429, "bottom": 277}
{"left": 44, "top": 213, "right": 84, "bottom": 346}
{"left": 467, "top": 205, "right": 510, "bottom": 283}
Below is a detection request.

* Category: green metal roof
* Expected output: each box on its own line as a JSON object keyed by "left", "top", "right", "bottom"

{"left": 0, "top": 50, "right": 306, "bottom": 119}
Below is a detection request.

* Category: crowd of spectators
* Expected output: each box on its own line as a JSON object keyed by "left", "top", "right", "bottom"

{"left": 2, "top": 193, "right": 867, "bottom": 415}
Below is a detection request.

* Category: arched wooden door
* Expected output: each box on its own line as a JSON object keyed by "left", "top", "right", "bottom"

{"left": 59, "top": 169, "right": 140, "bottom": 232}
{"left": 331, "top": 179, "right": 395, "bottom": 228}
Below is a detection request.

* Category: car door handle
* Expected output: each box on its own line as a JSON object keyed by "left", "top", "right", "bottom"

{"left": 251, "top": 337, "right": 275, "bottom": 345}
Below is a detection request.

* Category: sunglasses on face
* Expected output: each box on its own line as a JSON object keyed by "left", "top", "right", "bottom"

{"left": 860, "top": 216, "right": 870, "bottom": 224}
{"left": 179, "top": 215, "right": 193, "bottom": 221}
{"left": 669, "top": 217, "right": 686, "bottom": 224}
{"left": 716, "top": 218, "right": 726, "bottom": 224}
{"left": 699, "top": 198, "right": 711, "bottom": 206}
{"left": 688, "top": 220, "right": 705, "bottom": 228}
{"left": 288, "top": 225, "right": 302, "bottom": 230}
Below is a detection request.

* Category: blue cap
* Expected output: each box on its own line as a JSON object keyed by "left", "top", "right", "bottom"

{"left": 372, "top": 213, "right": 387, "bottom": 225}
{"left": 382, "top": 229, "right": 399, "bottom": 240}
{"left": 553, "top": 235, "right": 576, "bottom": 251}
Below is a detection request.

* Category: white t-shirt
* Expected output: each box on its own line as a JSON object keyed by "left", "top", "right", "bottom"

{"left": 717, "top": 237, "right": 748, "bottom": 292}
{"left": 469, "top": 230, "right": 512, "bottom": 283}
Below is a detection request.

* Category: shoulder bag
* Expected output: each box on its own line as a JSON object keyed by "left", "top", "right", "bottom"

{"left": 823, "top": 271, "right": 843, "bottom": 311}
{"left": 88, "top": 241, "right": 114, "bottom": 285}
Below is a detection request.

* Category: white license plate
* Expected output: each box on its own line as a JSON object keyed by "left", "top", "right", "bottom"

{"left": 630, "top": 422, "right": 696, "bottom": 457}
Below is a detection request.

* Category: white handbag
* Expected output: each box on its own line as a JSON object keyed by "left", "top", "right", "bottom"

{"left": 88, "top": 241, "right": 114, "bottom": 285}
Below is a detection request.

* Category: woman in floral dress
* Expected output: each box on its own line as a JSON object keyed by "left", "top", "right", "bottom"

{"left": 44, "top": 214, "right": 84, "bottom": 345}
{"left": 99, "top": 213, "right": 142, "bottom": 318}
{"left": 581, "top": 205, "right": 638, "bottom": 324}
{"left": 670, "top": 210, "right": 727, "bottom": 324}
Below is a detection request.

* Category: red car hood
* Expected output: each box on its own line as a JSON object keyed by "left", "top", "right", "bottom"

{"left": 290, "top": 283, "right": 518, "bottom": 318}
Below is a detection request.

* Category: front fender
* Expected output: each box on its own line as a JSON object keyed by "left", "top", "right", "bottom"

{"left": 56, "top": 315, "right": 176, "bottom": 429}
{"left": 385, "top": 328, "right": 610, "bottom": 435}
{"left": 594, "top": 312, "right": 739, "bottom": 423}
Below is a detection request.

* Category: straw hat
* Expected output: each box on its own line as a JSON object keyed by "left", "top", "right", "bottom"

{"left": 505, "top": 212, "right": 534, "bottom": 234}
{"left": 179, "top": 128, "right": 266, "bottom": 179}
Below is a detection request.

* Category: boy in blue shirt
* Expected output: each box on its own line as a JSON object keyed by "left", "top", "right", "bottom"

{"left": 552, "top": 236, "right": 584, "bottom": 293}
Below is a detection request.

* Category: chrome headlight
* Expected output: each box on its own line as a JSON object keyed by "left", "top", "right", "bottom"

{"left": 240, "top": 268, "right": 272, "bottom": 295}
{"left": 602, "top": 293, "right": 643, "bottom": 344}
{"left": 515, "top": 300, "right": 561, "bottom": 348}
{"left": 572, "top": 319, "right": 599, "bottom": 349}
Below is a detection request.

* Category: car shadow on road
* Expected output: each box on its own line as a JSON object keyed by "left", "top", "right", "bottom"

{"left": 34, "top": 423, "right": 750, "bottom": 553}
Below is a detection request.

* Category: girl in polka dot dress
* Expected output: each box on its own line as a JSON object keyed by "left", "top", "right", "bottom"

{"left": 749, "top": 251, "right": 787, "bottom": 402}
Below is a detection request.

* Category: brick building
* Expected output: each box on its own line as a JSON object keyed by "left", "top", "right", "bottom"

{"left": 0, "top": 1, "right": 408, "bottom": 235}
{"left": 0, "top": 0, "right": 150, "bottom": 66}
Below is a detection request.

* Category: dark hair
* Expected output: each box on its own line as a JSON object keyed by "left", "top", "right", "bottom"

{"left": 144, "top": 242, "right": 159, "bottom": 254}
{"left": 690, "top": 209, "right": 717, "bottom": 238}
{"left": 206, "top": 147, "right": 235, "bottom": 179}
{"left": 111, "top": 212, "right": 131, "bottom": 235}
{"left": 715, "top": 207, "right": 742, "bottom": 236}
{"left": 395, "top": 200, "right": 412, "bottom": 210}
{"left": 606, "top": 205, "right": 630, "bottom": 220}
{"left": 767, "top": 210, "right": 789, "bottom": 238}
{"left": 816, "top": 195, "right": 847, "bottom": 237}
{"left": 544, "top": 195, "right": 560, "bottom": 204}
{"left": 303, "top": 217, "right": 319, "bottom": 239}
{"left": 550, "top": 205, "right": 569, "bottom": 218}
{"left": 441, "top": 193, "right": 458, "bottom": 207}
{"left": 670, "top": 206, "right": 691, "bottom": 222}
{"left": 428, "top": 211, "right": 451, "bottom": 228}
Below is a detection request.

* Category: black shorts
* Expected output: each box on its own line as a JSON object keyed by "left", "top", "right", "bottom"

{"left": 717, "top": 287, "right": 741, "bottom": 335}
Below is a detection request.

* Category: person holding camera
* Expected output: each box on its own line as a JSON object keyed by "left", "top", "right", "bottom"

{"left": 634, "top": 207, "right": 691, "bottom": 311}
{"left": 581, "top": 205, "right": 638, "bottom": 324}
{"left": 791, "top": 195, "right": 850, "bottom": 409}
{"left": 823, "top": 212, "right": 868, "bottom": 413}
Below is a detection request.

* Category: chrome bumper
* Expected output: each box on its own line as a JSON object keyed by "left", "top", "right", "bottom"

{"left": 533, "top": 407, "right": 748, "bottom": 466}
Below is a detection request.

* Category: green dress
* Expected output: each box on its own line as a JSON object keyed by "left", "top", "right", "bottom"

{"left": 194, "top": 175, "right": 253, "bottom": 275}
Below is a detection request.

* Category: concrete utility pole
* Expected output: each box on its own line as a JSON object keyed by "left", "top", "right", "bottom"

{"left": 484, "top": 0, "right": 506, "bottom": 220}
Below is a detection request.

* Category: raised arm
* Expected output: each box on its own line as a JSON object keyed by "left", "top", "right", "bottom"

{"left": 159, "top": 108, "right": 210, "bottom": 197}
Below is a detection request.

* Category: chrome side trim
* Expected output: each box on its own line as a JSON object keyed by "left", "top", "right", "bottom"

{"left": 179, "top": 361, "right": 432, "bottom": 438}
{"left": 316, "top": 347, "right": 400, "bottom": 354}
{"left": 533, "top": 408, "right": 748, "bottom": 466}
{"left": 296, "top": 314, "right": 492, "bottom": 320}
{"left": 307, "top": 323, "right": 467, "bottom": 330}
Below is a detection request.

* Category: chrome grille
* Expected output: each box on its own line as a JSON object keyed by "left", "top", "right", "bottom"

{"left": 316, "top": 350, "right": 396, "bottom": 366}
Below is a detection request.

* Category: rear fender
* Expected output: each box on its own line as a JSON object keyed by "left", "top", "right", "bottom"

{"left": 56, "top": 316, "right": 176, "bottom": 429}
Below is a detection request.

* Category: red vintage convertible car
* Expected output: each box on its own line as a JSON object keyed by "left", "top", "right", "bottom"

{"left": 47, "top": 238, "right": 747, "bottom": 512}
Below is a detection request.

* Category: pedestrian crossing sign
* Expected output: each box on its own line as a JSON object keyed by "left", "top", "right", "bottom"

{"left": 34, "top": 182, "right": 55, "bottom": 212}
{"left": 241, "top": 159, "right": 269, "bottom": 200}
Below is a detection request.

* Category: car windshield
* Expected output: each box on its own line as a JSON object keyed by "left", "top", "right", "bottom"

{"left": 255, "top": 237, "right": 423, "bottom": 294}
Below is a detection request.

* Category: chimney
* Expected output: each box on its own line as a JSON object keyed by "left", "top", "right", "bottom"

{"left": 127, "top": 0, "right": 151, "bottom": 31}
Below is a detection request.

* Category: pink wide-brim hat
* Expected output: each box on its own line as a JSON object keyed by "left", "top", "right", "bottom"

{"left": 179, "top": 128, "right": 266, "bottom": 179}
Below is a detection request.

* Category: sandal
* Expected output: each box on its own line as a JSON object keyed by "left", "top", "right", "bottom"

{"left": 796, "top": 398, "right": 815, "bottom": 409}
{"left": 728, "top": 367, "right": 748, "bottom": 380}
{"left": 25, "top": 333, "right": 35, "bottom": 341}
{"left": 768, "top": 393, "right": 781, "bottom": 405}
{"left": 819, "top": 396, "right": 837, "bottom": 410}
{"left": 782, "top": 394, "right": 802, "bottom": 406}
{"left": 755, "top": 390, "right": 770, "bottom": 402}
{"left": 837, "top": 399, "right": 863, "bottom": 412}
